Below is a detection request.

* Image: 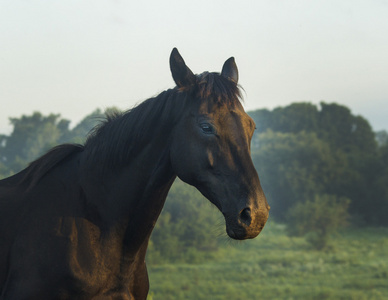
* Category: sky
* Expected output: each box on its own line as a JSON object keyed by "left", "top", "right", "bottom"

{"left": 1, "top": 0, "right": 387, "bottom": 134}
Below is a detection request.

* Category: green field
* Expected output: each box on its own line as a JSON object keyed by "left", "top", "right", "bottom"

{"left": 147, "top": 221, "right": 388, "bottom": 300}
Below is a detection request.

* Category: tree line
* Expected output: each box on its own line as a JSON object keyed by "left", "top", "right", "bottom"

{"left": 250, "top": 102, "right": 388, "bottom": 226}
{"left": 0, "top": 102, "right": 387, "bottom": 256}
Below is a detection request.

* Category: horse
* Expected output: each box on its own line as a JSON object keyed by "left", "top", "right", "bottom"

{"left": 0, "top": 48, "right": 270, "bottom": 299}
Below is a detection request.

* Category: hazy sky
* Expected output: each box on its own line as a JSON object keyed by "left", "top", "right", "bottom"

{"left": 1, "top": 0, "right": 387, "bottom": 134}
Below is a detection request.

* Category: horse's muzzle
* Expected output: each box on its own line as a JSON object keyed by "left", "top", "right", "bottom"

{"left": 224, "top": 206, "right": 269, "bottom": 240}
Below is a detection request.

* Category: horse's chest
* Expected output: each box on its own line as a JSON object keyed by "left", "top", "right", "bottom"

{"left": 52, "top": 217, "right": 126, "bottom": 283}
{"left": 5, "top": 216, "right": 146, "bottom": 298}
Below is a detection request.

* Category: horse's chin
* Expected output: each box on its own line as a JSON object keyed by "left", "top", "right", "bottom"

{"left": 226, "top": 225, "right": 262, "bottom": 240}
{"left": 227, "top": 230, "right": 248, "bottom": 240}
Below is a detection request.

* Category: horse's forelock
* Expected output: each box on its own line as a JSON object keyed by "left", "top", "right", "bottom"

{"left": 196, "top": 72, "right": 242, "bottom": 105}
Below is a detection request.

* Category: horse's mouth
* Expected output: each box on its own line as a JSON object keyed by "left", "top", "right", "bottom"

{"left": 226, "top": 223, "right": 264, "bottom": 240}
{"left": 226, "top": 226, "right": 248, "bottom": 240}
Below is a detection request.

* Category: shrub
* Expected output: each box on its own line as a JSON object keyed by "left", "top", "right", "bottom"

{"left": 286, "top": 194, "right": 350, "bottom": 250}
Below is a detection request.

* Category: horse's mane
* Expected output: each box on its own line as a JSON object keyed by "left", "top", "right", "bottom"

{"left": 83, "top": 72, "right": 242, "bottom": 173}
{"left": 3, "top": 144, "right": 84, "bottom": 189}
{"left": 82, "top": 88, "right": 185, "bottom": 172}
{"left": 5, "top": 71, "right": 242, "bottom": 187}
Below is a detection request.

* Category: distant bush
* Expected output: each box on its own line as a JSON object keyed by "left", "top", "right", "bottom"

{"left": 286, "top": 194, "right": 351, "bottom": 250}
{"left": 147, "top": 179, "right": 221, "bottom": 264}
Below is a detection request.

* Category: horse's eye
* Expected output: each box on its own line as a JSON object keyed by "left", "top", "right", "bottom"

{"left": 200, "top": 123, "right": 215, "bottom": 134}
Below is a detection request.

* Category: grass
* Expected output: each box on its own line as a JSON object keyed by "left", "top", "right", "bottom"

{"left": 147, "top": 220, "right": 388, "bottom": 300}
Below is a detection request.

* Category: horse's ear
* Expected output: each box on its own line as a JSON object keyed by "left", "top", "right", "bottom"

{"left": 170, "top": 48, "right": 196, "bottom": 88}
{"left": 221, "top": 57, "right": 239, "bottom": 84}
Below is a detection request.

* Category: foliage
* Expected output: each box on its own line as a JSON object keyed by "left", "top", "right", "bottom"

{"left": 372, "top": 143, "right": 388, "bottom": 225}
{"left": 250, "top": 102, "right": 387, "bottom": 226}
{"left": 376, "top": 130, "right": 388, "bottom": 147}
{"left": 251, "top": 102, "right": 377, "bottom": 154}
{"left": 147, "top": 180, "right": 221, "bottom": 264}
{"left": 286, "top": 194, "right": 350, "bottom": 250}
{"left": 249, "top": 102, "right": 320, "bottom": 135}
{"left": 252, "top": 130, "right": 340, "bottom": 219}
{"left": 318, "top": 103, "right": 376, "bottom": 154}
{"left": 0, "top": 112, "right": 70, "bottom": 175}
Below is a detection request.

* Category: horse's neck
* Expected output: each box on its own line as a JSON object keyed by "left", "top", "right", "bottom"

{"left": 80, "top": 135, "right": 176, "bottom": 252}
{"left": 121, "top": 143, "right": 176, "bottom": 252}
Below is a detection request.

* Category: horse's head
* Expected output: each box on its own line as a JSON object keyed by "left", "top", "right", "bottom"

{"left": 169, "top": 48, "right": 270, "bottom": 240}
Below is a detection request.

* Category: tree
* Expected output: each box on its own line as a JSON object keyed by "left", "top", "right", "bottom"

{"left": 148, "top": 179, "right": 220, "bottom": 263}
{"left": 250, "top": 102, "right": 383, "bottom": 225}
{"left": 369, "top": 142, "right": 388, "bottom": 225}
{"left": 252, "top": 130, "right": 339, "bottom": 220}
{"left": 318, "top": 103, "right": 377, "bottom": 155}
{"left": 0, "top": 112, "right": 71, "bottom": 175}
{"left": 249, "top": 102, "right": 319, "bottom": 135}
{"left": 376, "top": 130, "right": 388, "bottom": 147}
{"left": 286, "top": 194, "right": 350, "bottom": 250}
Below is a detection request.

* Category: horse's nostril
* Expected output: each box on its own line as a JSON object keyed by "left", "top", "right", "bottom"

{"left": 239, "top": 207, "right": 252, "bottom": 226}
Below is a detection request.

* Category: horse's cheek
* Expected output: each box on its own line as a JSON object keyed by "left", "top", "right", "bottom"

{"left": 170, "top": 140, "right": 199, "bottom": 184}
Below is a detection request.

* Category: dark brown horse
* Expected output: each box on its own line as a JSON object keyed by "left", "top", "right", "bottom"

{"left": 0, "top": 48, "right": 269, "bottom": 299}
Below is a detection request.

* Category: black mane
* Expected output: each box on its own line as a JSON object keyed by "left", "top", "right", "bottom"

{"left": 83, "top": 89, "right": 185, "bottom": 172}
{"left": 82, "top": 71, "right": 242, "bottom": 173}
